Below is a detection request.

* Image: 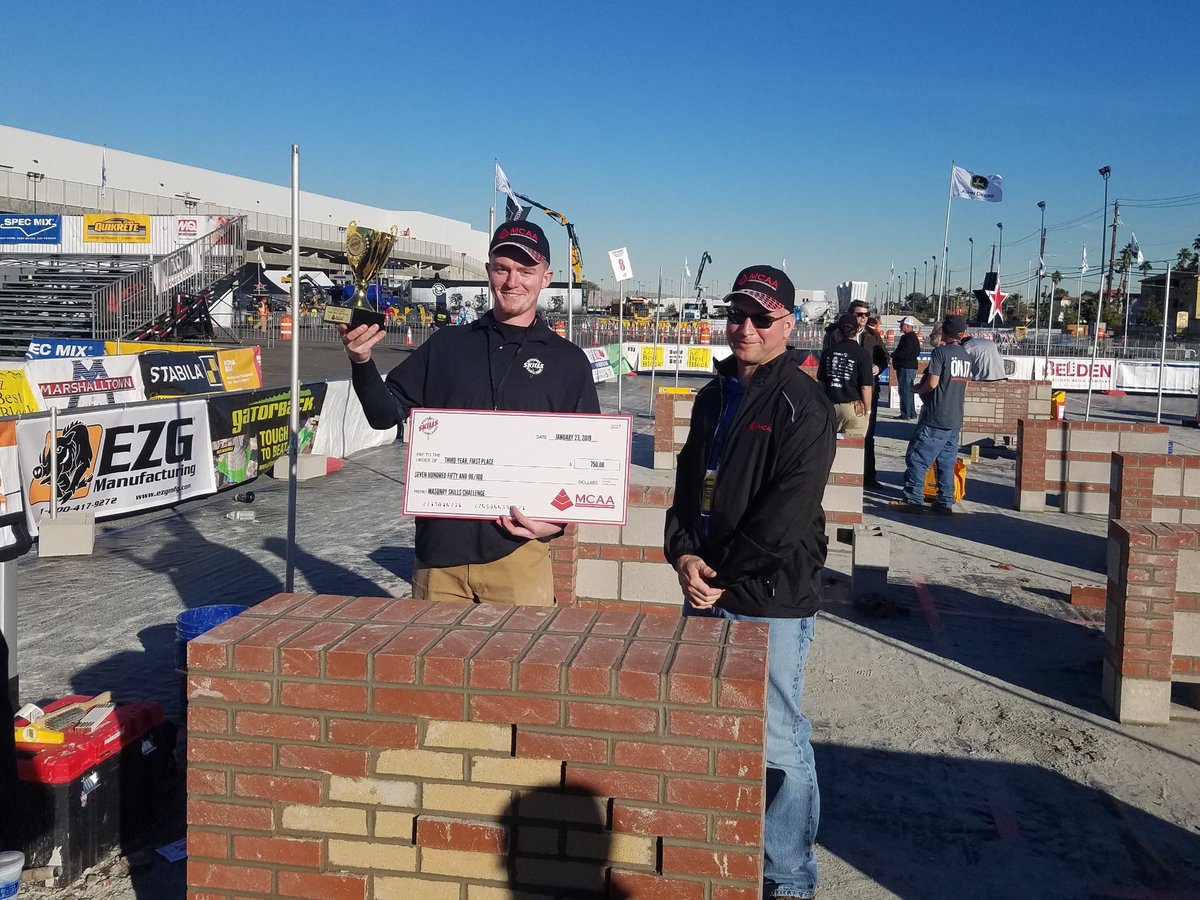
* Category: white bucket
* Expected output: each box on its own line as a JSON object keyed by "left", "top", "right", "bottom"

{"left": 0, "top": 850, "right": 22, "bottom": 898}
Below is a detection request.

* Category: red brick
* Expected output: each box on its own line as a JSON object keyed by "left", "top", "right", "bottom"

{"left": 669, "top": 710, "right": 763, "bottom": 745}
{"left": 567, "top": 636, "right": 625, "bottom": 695}
{"left": 233, "top": 618, "right": 311, "bottom": 673}
{"left": 715, "top": 749, "right": 764, "bottom": 779}
{"left": 611, "top": 803, "right": 707, "bottom": 840}
{"left": 469, "top": 631, "right": 536, "bottom": 690}
{"left": 663, "top": 846, "right": 760, "bottom": 880}
{"left": 600, "top": 545, "right": 642, "bottom": 561}
{"left": 325, "top": 624, "right": 398, "bottom": 680}
{"left": 189, "top": 799, "right": 273, "bottom": 832}
{"left": 233, "top": 773, "right": 322, "bottom": 804}
{"left": 546, "top": 607, "right": 598, "bottom": 633}
{"left": 472, "top": 694, "right": 561, "bottom": 725}
{"left": 461, "top": 604, "right": 516, "bottom": 628}
{"left": 713, "top": 814, "right": 763, "bottom": 846}
{"left": 331, "top": 596, "right": 393, "bottom": 621}
{"left": 288, "top": 593, "right": 356, "bottom": 619}
{"left": 189, "top": 737, "right": 273, "bottom": 768}
{"left": 188, "top": 674, "right": 272, "bottom": 705}
{"left": 416, "top": 816, "right": 508, "bottom": 853}
{"left": 517, "top": 633, "right": 581, "bottom": 692}
{"left": 424, "top": 630, "right": 490, "bottom": 686}
{"left": 564, "top": 765, "right": 660, "bottom": 801}
{"left": 188, "top": 767, "right": 228, "bottom": 797}
{"left": 414, "top": 602, "right": 473, "bottom": 626}
{"left": 371, "top": 598, "right": 434, "bottom": 623}
{"left": 187, "top": 829, "right": 228, "bottom": 860}
{"left": 327, "top": 717, "right": 418, "bottom": 749}
{"left": 278, "top": 744, "right": 369, "bottom": 777}
{"left": 568, "top": 701, "right": 657, "bottom": 733}
{"left": 578, "top": 544, "right": 601, "bottom": 559}
{"left": 665, "top": 777, "right": 763, "bottom": 814}
{"left": 233, "top": 834, "right": 322, "bottom": 868}
{"left": 617, "top": 641, "right": 671, "bottom": 701}
{"left": 515, "top": 730, "right": 609, "bottom": 764}
{"left": 680, "top": 617, "right": 724, "bottom": 643}
{"left": 244, "top": 592, "right": 309, "bottom": 617}
{"left": 615, "top": 740, "right": 710, "bottom": 774}
{"left": 188, "top": 705, "right": 230, "bottom": 735}
{"left": 716, "top": 647, "right": 767, "bottom": 710}
{"left": 189, "top": 861, "right": 273, "bottom": 894}
{"left": 373, "top": 684, "right": 464, "bottom": 719}
{"left": 276, "top": 870, "right": 366, "bottom": 900}
{"left": 374, "top": 626, "right": 445, "bottom": 683}
{"left": 235, "top": 711, "right": 321, "bottom": 741}
{"left": 280, "top": 621, "right": 354, "bottom": 677}
{"left": 609, "top": 871, "right": 703, "bottom": 900}
{"left": 280, "top": 681, "right": 367, "bottom": 712}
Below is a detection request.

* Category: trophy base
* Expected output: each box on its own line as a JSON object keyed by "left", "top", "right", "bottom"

{"left": 323, "top": 305, "right": 386, "bottom": 331}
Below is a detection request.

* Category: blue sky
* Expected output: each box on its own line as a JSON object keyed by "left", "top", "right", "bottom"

{"left": 5, "top": 0, "right": 1198, "bottom": 302}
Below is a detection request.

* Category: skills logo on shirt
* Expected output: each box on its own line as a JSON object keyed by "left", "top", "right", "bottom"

{"left": 524, "top": 358, "right": 545, "bottom": 375}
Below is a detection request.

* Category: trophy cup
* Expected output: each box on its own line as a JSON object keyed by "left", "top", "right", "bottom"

{"left": 323, "top": 221, "right": 397, "bottom": 330}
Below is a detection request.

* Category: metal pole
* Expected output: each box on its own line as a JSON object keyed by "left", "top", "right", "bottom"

{"left": 617, "top": 280, "right": 625, "bottom": 414}
{"left": 1034, "top": 201, "right": 1046, "bottom": 353}
{"left": 648, "top": 267, "right": 661, "bottom": 413}
{"left": 49, "top": 406, "right": 58, "bottom": 520}
{"left": 1123, "top": 258, "right": 1131, "bottom": 356}
{"left": 1156, "top": 267, "right": 1173, "bottom": 424}
{"left": 1085, "top": 168, "right": 1111, "bottom": 420}
{"left": 938, "top": 162, "right": 954, "bottom": 321}
{"left": 567, "top": 244, "right": 574, "bottom": 345}
{"left": 285, "top": 144, "right": 300, "bottom": 593}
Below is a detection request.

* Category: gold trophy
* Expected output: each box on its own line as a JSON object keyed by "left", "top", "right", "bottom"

{"left": 323, "top": 221, "right": 397, "bottom": 330}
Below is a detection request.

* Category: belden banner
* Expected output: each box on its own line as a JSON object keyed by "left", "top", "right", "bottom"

{"left": 139, "top": 350, "right": 224, "bottom": 398}
{"left": 207, "top": 383, "right": 327, "bottom": 487}
{"left": 83, "top": 213, "right": 151, "bottom": 243}
{"left": 16, "top": 399, "right": 216, "bottom": 536}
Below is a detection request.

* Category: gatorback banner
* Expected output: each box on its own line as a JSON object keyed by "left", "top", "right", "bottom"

{"left": 207, "top": 383, "right": 326, "bottom": 488}
{"left": 83, "top": 213, "right": 151, "bottom": 243}
{"left": 25, "top": 338, "right": 107, "bottom": 360}
{"left": 0, "top": 214, "right": 61, "bottom": 244}
{"left": 16, "top": 399, "right": 216, "bottom": 536}
{"left": 25, "top": 354, "right": 145, "bottom": 410}
{"left": 140, "top": 351, "right": 223, "bottom": 398}
{"left": 0, "top": 369, "right": 40, "bottom": 416}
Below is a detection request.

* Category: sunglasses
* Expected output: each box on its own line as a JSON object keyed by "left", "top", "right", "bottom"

{"left": 727, "top": 308, "right": 790, "bottom": 329}
{"left": 853, "top": 311, "right": 869, "bottom": 318}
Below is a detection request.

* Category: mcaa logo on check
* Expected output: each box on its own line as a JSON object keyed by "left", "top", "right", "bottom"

{"left": 552, "top": 489, "right": 615, "bottom": 511}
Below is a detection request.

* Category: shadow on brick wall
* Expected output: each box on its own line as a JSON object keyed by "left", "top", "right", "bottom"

{"left": 814, "top": 742, "right": 1200, "bottom": 900}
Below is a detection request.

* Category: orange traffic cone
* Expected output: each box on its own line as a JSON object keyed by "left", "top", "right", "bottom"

{"left": 405, "top": 326, "right": 414, "bottom": 346}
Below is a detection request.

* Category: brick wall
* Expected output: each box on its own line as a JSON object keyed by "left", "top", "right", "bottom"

{"left": 961, "top": 379, "right": 1053, "bottom": 448}
{"left": 186, "top": 595, "right": 768, "bottom": 899}
{"left": 1015, "top": 419, "right": 1169, "bottom": 513}
{"left": 1104, "top": 522, "right": 1200, "bottom": 724}
{"left": 1110, "top": 452, "right": 1200, "bottom": 523}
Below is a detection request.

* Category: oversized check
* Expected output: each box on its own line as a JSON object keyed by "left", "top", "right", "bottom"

{"left": 403, "top": 409, "right": 632, "bottom": 525}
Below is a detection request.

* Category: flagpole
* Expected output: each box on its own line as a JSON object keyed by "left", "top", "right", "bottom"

{"left": 938, "top": 162, "right": 954, "bottom": 321}
{"left": 1156, "top": 266, "right": 1173, "bottom": 424}
{"left": 490, "top": 161, "right": 498, "bottom": 312}
{"left": 617, "top": 279, "right": 625, "bottom": 414}
{"left": 647, "top": 267, "right": 661, "bottom": 414}
{"left": 285, "top": 143, "right": 301, "bottom": 593}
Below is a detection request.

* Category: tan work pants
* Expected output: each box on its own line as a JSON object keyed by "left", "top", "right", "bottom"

{"left": 412, "top": 540, "right": 555, "bottom": 606}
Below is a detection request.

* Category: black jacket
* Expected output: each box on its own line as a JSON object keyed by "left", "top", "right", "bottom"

{"left": 891, "top": 331, "right": 920, "bottom": 369}
{"left": 664, "top": 352, "right": 836, "bottom": 617}
{"left": 351, "top": 312, "right": 600, "bottom": 567}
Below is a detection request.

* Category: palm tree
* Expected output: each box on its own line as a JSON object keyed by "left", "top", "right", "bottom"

{"left": 1192, "top": 233, "right": 1200, "bottom": 269}
{"left": 1176, "top": 248, "right": 1194, "bottom": 270}
{"left": 1139, "top": 259, "right": 1153, "bottom": 278}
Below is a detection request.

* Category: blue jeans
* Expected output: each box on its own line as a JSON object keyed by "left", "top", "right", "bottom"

{"left": 897, "top": 367, "right": 916, "bottom": 418}
{"left": 904, "top": 424, "right": 960, "bottom": 506}
{"left": 686, "top": 606, "right": 819, "bottom": 898}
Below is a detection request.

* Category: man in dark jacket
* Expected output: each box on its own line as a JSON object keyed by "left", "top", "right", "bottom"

{"left": 666, "top": 265, "right": 835, "bottom": 900}
{"left": 342, "top": 221, "right": 599, "bottom": 604}
{"left": 891, "top": 316, "right": 921, "bottom": 419}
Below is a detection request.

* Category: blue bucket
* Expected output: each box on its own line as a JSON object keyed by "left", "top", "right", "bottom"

{"left": 175, "top": 605, "right": 248, "bottom": 672}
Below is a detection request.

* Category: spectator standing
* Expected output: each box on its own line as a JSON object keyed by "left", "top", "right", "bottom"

{"left": 962, "top": 330, "right": 1008, "bottom": 381}
{"left": 818, "top": 314, "right": 873, "bottom": 436}
{"left": 891, "top": 317, "right": 921, "bottom": 419}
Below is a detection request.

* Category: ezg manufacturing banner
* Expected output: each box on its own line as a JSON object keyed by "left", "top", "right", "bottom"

{"left": 16, "top": 400, "right": 216, "bottom": 535}
{"left": 207, "top": 384, "right": 326, "bottom": 488}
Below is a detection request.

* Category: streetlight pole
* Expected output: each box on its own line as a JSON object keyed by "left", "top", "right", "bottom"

{"left": 930, "top": 255, "right": 938, "bottom": 310}
{"left": 968, "top": 237, "right": 974, "bottom": 297}
{"left": 27, "top": 171, "right": 44, "bottom": 214}
{"left": 1085, "top": 166, "right": 1112, "bottom": 420}
{"left": 1035, "top": 201, "right": 1046, "bottom": 348}
{"left": 923, "top": 260, "right": 928, "bottom": 298}
{"left": 996, "top": 222, "right": 1004, "bottom": 276}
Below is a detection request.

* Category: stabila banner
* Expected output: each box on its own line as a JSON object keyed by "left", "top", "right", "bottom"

{"left": 139, "top": 350, "right": 223, "bottom": 398}
{"left": 83, "top": 213, "right": 151, "bottom": 243}
{"left": 16, "top": 400, "right": 217, "bottom": 536}
{"left": 0, "top": 369, "right": 40, "bottom": 416}
{"left": 207, "top": 383, "right": 327, "bottom": 488}
{"left": 25, "top": 354, "right": 145, "bottom": 410}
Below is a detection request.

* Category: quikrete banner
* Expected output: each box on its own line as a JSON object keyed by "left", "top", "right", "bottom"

{"left": 207, "top": 383, "right": 326, "bottom": 488}
{"left": 16, "top": 399, "right": 216, "bottom": 536}
{"left": 25, "top": 354, "right": 145, "bottom": 410}
{"left": 0, "top": 214, "right": 61, "bottom": 244}
{"left": 140, "top": 350, "right": 223, "bottom": 398}
{"left": 83, "top": 213, "right": 151, "bottom": 243}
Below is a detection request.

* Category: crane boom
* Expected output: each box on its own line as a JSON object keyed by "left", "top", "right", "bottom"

{"left": 514, "top": 192, "right": 584, "bottom": 285}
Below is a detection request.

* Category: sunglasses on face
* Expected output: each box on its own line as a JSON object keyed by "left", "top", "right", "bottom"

{"left": 727, "top": 308, "right": 789, "bottom": 329}
{"left": 853, "top": 311, "right": 869, "bottom": 318}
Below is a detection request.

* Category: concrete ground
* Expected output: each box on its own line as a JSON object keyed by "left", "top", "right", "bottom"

{"left": 11, "top": 348, "right": 1200, "bottom": 899}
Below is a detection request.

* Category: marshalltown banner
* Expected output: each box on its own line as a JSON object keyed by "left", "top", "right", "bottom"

{"left": 16, "top": 399, "right": 216, "bottom": 536}
{"left": 207, "top": 383, "right": 327, "bottom": 488}
{"left": 25, "top": 354, "right": 145, "bottom": 410}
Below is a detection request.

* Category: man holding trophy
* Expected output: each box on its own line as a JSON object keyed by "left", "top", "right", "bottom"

{"left": 342, "top": 220, "right": 599, "bottom": 605}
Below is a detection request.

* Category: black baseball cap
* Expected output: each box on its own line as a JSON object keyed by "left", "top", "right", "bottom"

{"left": 489, "top": 221, "right": 550, "bottom": 266}
{"left": 723, "top": 265, "right": 795, "bottom": 312}
{"left": 943, "top": 314, "right": 968, "bottom": 336}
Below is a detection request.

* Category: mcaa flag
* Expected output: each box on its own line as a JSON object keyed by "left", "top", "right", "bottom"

{"left": 951, "top": 165, "right": 1003, "bottom": 202}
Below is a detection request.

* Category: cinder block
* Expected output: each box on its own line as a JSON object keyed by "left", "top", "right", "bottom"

{"left": 1151, "top": 507, "right": 1182, "bottom": 524}
{"left": 578, "top": 523, "right": 619, "bottom": 546}
{"left": 1062, "top": 490, "right": 1110, "bottom": 516}
{"left": 1065, "top": 460, "right": 1112, "bottom": 484}
{"left": 963, "top": 400, "right": 992, "bottom": 418}
{"left": 821, "top": 483, "right": 863, "bottom": 514}
{"left": 1119, "top": 431, "right": 1169, "bottom": 453}
{"left": 621, "top": 561, "right": 683, "bottom": 605}
{"left": 37, "top": 511, "right": 95, "bottom": 558}
{"left": 1044, "top": 459, "right": 1066, "bottom": 482}
{"left": 271, "top": 453, "right": 331, "bottom": 481}
{"left": 1176, "top": 548, "right": 1200, "bottom": 593}
{"left": 673, "top": 425, "right": 690, "bottom": 445}
{"left": 1104, "top": 667, "right": 1171, "bottom": 726}
{"left": 653, "top": 450, "right": 675, "bottom": 470}
{"left": 1016, "top": 490, "right": 1046, "bottom": 512}
{"left": 676, "top": 400, "right": 694, "bottom": 420}
{"left": 1174, "top": 610, "right": 1200, "bottom": 657}
{"left": 851, "top": 526, "right": 889, "bottom": 599}
{"left": 831, "top": 445, "right": 864, "bottom": 475}
{"left": 1183, "top": 469, "right": 1200, "bottom": 497}
{"left": 1045, "top": 429, "right": 1065, "bottom": 452}
{"left": 622, "top": 506, "right": 667, "bottom": 547}
{"left": 1153, "top": 467, "right": 1183, "bottom": 496}
{"left": 1182, "top": 508, "right": 1200, "bottom": 525}
{"left": 576, "top": 559, "right": 620, "bottom": 600}
{"left": 1068, "top": 430, "right": 1120, "bottom": 454}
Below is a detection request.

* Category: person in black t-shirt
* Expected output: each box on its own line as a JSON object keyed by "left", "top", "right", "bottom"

{"left": 891, "top": 317, "right": 921, "bottom": 419}
{"left": 817, "top": 315, "right": 873, "bottom": 436}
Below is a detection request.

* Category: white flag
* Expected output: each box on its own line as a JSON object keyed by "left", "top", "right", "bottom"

{"left": 782, "top": 256, "right": 787, "bottom": 271}
{"left": 101, "top": 146, "right": 108, "bottom": 195}
{"left": 684, "top": 258, "right": 690, "bottom": 279}
{"left": 1081, "top": 247, "right": 1088, "bottom": 275}
{"left": 1130, "top": 233, "right": 1144, "bottom": 266}
{"left": 950, "top": 165, "right": 1003, "bottom": 202}
{"left": 494, "top": 162, "right": 512, "bottom": 194}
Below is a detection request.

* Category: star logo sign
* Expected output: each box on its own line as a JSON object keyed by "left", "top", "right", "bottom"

{"left": 986, "top": 283, "right": 1007, "bottom": 324}
{"left": 551, "top": 489, "right": 573, "bottom": 511}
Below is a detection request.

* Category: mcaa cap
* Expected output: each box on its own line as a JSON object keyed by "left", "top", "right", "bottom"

{"left": 723, "top": 265, "right": 795, "bottom": 312}
{"left": 489, "top": 221, "right": 550, "bottom": 266}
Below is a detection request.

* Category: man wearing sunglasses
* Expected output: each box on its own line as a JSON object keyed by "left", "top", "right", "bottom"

{"left": 666, "top": 265, "right": 835, "bottom": 900}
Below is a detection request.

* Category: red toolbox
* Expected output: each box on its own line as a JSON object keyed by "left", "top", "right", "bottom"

{"left": 14, "top": 696, "right": 175, "bottom": 887}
